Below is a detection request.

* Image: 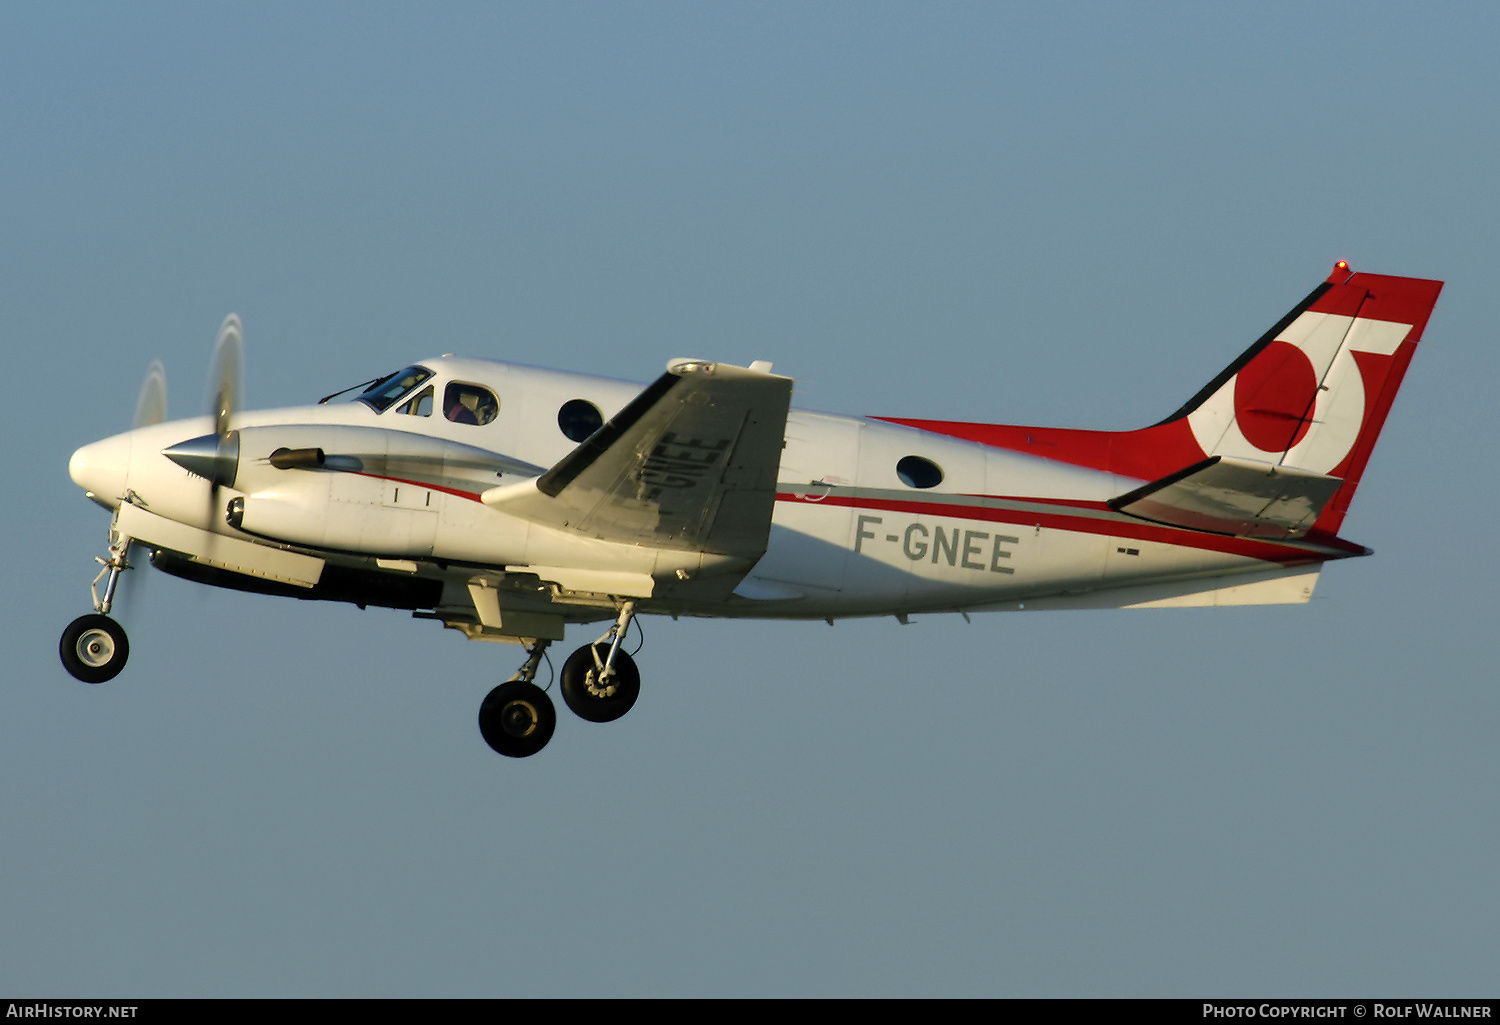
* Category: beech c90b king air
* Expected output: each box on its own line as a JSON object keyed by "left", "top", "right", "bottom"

{"left": 62, "top": 264, "right": 1443, "bottom": 757}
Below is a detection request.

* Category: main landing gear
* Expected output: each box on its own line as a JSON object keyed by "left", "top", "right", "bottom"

{"left": 60, "top": 526, "right": 134, "bottom": 684}
{"left": 478, "top": 602, "right": 643, "bottom": 758}
{"left": 478, "top": 639, "right": 558, "bottom": 758}
{"left": 560, "top": 601, "right": 641, "bottom": 723}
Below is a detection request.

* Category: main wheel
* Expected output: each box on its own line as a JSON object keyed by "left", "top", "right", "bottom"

{"left": 478, "top": 680, "right": 556, "bottom": 757}
{"left": 560, "top": 643, "right": 640, "bottom": 723}
{"left": 59, "top": 614, "right": 130, "bottom": 684}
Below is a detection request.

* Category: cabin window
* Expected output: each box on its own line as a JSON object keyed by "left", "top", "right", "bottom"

{"left": 444, "top": 382, "right": 499, "bottom": 426}
{"left": 396, "top": 385, "right": 433, "bottom": 417}
{"left": 358, "top": 366, "right": 433, "bottom": 412}
{"left": 896, "top": 455, "right": 943, "bottom": 489}
{"left": 558, "top": 399, "right": 604, "bottom": 442}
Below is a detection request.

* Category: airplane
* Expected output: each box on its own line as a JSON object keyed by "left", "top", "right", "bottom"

{"left": 61, "top": 263, "right": 1444, "bottom": 757}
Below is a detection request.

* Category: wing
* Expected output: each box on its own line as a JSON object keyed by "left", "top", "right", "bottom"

{"left": 483, "top": 359, "right": 793, "bottom": 560}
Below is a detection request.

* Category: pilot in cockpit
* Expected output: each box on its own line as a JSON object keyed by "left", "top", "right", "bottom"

{"left": 444, "top": 382, "right": 498, "bottom": 426}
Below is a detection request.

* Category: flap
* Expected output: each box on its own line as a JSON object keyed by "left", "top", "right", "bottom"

{"left": 482, "top": 360, "right": 793, "bottom": 559}
{"left": 1110, "top": 456, "right": 1343, "bottom": 538}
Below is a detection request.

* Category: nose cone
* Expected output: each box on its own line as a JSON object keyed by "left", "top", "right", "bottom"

{"left": 160, "top": 431, "right": 239, "bottom": 488}
{"left": 69, "top": 434, "right": 131, "bottom": 508}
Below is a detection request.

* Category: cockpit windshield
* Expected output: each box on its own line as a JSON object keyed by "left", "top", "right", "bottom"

{"left": 356, "top": 366, "right": 433, "bottom": 412}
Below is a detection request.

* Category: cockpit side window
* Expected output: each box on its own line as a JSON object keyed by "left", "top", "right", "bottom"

{"left": 396, "top": 385, "right": 433, "bottom": 417}
{"left": 444, "top": 382, "right": 499, "bottom": 426}
{"left": 358, "top": 366, "right": 433, "bottom": 412}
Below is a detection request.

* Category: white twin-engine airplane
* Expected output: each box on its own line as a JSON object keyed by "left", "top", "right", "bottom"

{"left": 63, "top": 263, "right": 1443, "bottom": 757}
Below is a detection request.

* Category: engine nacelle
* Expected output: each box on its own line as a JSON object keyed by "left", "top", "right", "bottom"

{"left": 213, "top": 422, "right": 554, "bottom": 559}
{"left": 228, "top": 480, "right": 440, "bottom": 557}
{"left": 228, "top": 423, "right": 541, "bottom": 496}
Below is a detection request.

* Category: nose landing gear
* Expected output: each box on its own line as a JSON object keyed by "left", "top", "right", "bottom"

{"left": 60, "top": 524, "right": 134, "bottom": 684}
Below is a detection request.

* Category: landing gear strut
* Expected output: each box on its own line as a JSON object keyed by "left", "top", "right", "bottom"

{"left": 478, "top": 639, "right": 557, "bottom": 758}
{"left": 60, "top": 522, "right": 134, "bottom": 683}
{"left": 560, "top": 601, "right": 641, "bottom": 723}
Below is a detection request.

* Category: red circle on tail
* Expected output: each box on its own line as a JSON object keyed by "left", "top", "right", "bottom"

{"left": 1234, "top": 340, "right": 1319, "bottom": 453}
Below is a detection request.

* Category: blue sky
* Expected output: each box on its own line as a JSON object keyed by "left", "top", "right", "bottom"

{"left": 3, "top": 2, "right": 1496, "bottom": 996}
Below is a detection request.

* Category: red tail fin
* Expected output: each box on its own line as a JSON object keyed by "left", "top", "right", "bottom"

{"left": 880, "top": 264, "right": 1444, "bottom": 538}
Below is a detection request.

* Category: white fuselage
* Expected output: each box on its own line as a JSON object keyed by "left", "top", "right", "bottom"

{"left": 70, "top": 355, "right": 1328, "bottom": 624}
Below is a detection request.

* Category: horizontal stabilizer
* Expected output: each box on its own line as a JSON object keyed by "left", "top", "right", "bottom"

{"left": 1110, "top": 456, "right": 1343, "bottom": 538}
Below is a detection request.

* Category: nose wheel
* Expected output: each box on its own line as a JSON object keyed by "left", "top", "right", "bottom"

{"left": 60, "top": 614, "right": 130, "bottom": 684}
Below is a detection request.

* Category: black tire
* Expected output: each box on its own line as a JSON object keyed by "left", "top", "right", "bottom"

{"left": 560, "top": 643, "right": 640, "bottom": 723}
{"left": 478, "top": 680, "right": 556, "bottom": 757}
{"left": 59, "top": 614, "right": 129, "bottom": 684}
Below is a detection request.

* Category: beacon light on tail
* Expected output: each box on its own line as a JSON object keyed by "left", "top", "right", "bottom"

{"left": 61, "top": 265, "right": 1443, "bottom": 757}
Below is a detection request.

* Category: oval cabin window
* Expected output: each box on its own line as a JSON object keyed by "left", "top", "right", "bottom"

{"left": 896, "top": 455, "right": 943, "bottom": 489}
{"left": 558, "top": 399, "right": 604, "bottom": 442}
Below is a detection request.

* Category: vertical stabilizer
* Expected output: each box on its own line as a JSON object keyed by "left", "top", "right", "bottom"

{"left": 879, "top": 264, "right": 1443, "bottom": 538}
{"left": 1163, "top": 264, "right": 1442, "bottom": 534}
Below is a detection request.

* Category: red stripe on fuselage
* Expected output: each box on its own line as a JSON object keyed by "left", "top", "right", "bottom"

{"left": 360, "top": 469, "right": 1350, "bottom": 563}
{"left": 355, "top": 471, "right": 485, "bottom": 502}
{"left": 775, "top": 491, "right": 1353, "bottom": 564}
{"left": 354, "top": 471, "right": 1353, "bottom": 564}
